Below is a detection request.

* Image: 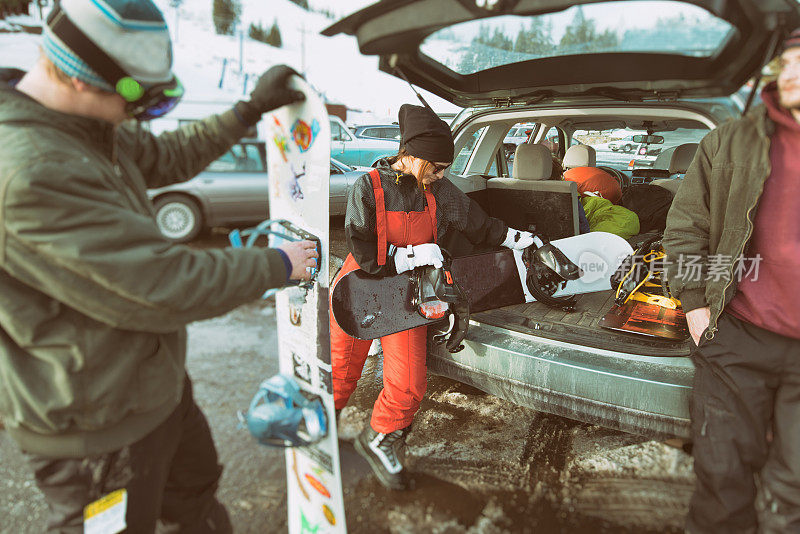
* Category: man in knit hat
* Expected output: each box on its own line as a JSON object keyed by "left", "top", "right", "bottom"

{"left": 0, "top": 0, "right": 317, "bottom": 531}
{"left": 663, "top": 28, "right": 800, "bottom": 533}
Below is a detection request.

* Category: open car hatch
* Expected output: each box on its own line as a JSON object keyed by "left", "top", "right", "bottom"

{"left": 323, "top": 0, "right": 800, "bottom": 107}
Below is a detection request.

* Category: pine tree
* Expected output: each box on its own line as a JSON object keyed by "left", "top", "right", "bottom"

{"left": 248, "top": 21, "right": 268, "bottom": 43}
{"left": 266, "top": 19, "right": 282, "bottom": 48}
{"left": 212, "top": 0, "right": 240, "bottom": 36}
{"left": 559, "top": 7, "right": 618, "bottom": 54}
{"left": 0, "top": 0, "right": 31, "bottom": 17}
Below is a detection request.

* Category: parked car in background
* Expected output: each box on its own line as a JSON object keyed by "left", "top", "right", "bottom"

{"left": 330, "top": 157, "right": 367, "bottom": 216}
{"left": 147, "top": 139, "right": 361, "bottom": 242}
{"left": 330, "top": 116, "right": 399, "bottom": 168}
{"left": 324, "top": 0, "right": 800, "bottom": 440}
{"left": 502, "top": 124, "right": 534, "bottom": 146}
{"left": 352, "top": 124, "right": 401, "bottom": 141}
{"left": 609, "top": 135, "right": 638, "bottom": 152}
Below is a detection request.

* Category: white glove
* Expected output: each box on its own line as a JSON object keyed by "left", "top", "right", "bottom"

{"left": 393, "top": 243, "right": 444, "bottom": 274}
{"left": 500, "top": 228, "right": 535, "bottom": 250}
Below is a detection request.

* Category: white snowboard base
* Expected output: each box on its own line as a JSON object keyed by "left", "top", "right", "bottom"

{"left": 513, "top": 231, "right": 634, "bottom": 302}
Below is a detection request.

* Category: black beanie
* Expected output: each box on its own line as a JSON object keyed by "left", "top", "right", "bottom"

{"left": 398, "top": 104, "right": 454, "bottom": 163}
{"left": 783, "top": 28, "right": 800, "bottom": 53}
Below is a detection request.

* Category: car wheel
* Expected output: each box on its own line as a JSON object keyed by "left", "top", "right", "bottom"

{"left": 154, "top": 194, "right": 203, "bottom": 243}
{"left": 623, "top": 144, "right": 632, "bottom": 152}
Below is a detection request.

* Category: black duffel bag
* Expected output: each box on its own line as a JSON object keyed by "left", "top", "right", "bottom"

{"left": 621, "top": 184, "right": 674, "bottom": 234}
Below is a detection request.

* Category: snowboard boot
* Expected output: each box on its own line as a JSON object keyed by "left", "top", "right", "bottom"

{"left": 354, "top": 424, "right": 409, "bottom": 490}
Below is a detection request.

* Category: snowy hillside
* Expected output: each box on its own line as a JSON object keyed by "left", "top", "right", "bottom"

{"left": 0, "top": 0, "right": 459, "bottom": 122}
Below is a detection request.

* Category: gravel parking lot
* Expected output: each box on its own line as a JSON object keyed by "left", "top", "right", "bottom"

{"left": 0, "top": 230, "right": 696, "bottom": 533}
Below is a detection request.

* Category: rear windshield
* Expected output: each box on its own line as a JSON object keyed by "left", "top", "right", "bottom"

{"left": 572, "top": 127, "right": 709, "bottom": 170}
{"left": 421, "top": 1, "right": 735, "bottom": 75}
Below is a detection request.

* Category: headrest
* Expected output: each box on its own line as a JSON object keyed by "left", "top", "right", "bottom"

{"left": 513, "top": 144, "right": 552, "bottom": 181}
{"left": 563, "top": 145, "right": 596, "bottom": 168}
{"left": 668, "top": 143, "right": 699, "bottom": 174}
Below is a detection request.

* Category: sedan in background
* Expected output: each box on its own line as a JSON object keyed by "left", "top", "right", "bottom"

{"left": 147, "top": 140, "right": 363, "bottom": 242}
{"left": 352, "top": 124, "right": 401, "bottom": 141}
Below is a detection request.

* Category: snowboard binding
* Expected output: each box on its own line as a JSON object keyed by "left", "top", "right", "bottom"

{"left": 229, "top": 219, "right": 321, "bottom": 294}
{"left": 523, "top": 237, "right": 584, "bottom": 310}
{"left": 411, "top": 251, "right": 469, "bottom": 353}
{"left": 611, "top": 236, "right": 681, "bottom": 309}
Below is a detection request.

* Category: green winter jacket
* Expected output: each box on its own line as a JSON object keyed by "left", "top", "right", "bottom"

{"left": 580, "top": 196, "right": 640, "bottom": 240}
{"left": 0, "top": 81, "right": 288, "bottom": 457}
{"left": 663, "top": 104, "right": 772, "bottom": 340}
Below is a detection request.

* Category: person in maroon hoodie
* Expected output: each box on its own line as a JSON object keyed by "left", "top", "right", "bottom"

{"left": 663, "top": 30, "right": 800, "bottom": 533}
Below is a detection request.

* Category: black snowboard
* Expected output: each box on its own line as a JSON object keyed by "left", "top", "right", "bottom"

{"left": 332, "top": 249, "right": 524, "bottom": 340}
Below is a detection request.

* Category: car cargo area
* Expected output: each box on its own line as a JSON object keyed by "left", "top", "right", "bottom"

{"left": 474, "top": 289, "right": 692, "bottom": 358}
{"left": 427, "top": 288, "right": 695, "bottom": 439}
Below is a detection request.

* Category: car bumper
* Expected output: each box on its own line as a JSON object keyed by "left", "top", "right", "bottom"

{"left": 427, "top": 320, "right": 694, "bottom": 440}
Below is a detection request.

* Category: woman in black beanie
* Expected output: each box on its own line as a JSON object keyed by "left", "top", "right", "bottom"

{"left": 331, "top": 104, "right": 533, "bottom": 489}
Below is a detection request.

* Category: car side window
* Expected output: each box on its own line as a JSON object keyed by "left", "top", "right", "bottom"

{"left": 451, "top": 126, "right": 487, "bottom": 176}
{"left": 541, "top": 126, "right": 564, "bottom": 159}
{"left": 488, "top": 154, "right": 499, "bottom": 176}
{"left": 360, "top": 128, "right": 377, "bottom": 138}
{"left": 331, "top": 121, "right": 352, "bottom": 142}
{"left": 206, "top": 144, "right": 263, "bottom": 172}
{"left": 381, "top": 127, "right": 401, "bottom": 140}
{"left": 331, "top": 122, "right": 342, "bottom": 141}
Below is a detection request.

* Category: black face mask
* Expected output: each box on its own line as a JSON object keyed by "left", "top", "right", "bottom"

{"left": 47, "top": 4, "right": 183, "bottom": 121}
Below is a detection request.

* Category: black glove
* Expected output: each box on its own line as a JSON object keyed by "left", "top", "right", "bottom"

{"left": 234, "top": 65, "right": 305, "bottom": 126}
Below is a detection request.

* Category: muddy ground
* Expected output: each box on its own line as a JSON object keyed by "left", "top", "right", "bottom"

{"left": 0, "top": 229, "right": 696, "bottom": 533}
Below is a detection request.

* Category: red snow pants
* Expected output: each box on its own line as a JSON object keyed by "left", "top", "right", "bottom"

{"left": 331, "top": 169, "right": 437, "bottom": 433}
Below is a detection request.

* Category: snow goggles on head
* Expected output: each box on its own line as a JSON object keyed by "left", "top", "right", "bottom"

{"left": 47, "top": 4, "right": 183, "bottom": 121}
{"left": 115, "top": 76, "right": 184, "bottom": 121}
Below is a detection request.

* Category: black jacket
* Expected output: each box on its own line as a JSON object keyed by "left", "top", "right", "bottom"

{"left": 345, "top": 165, "right": 507, "bottom": 275}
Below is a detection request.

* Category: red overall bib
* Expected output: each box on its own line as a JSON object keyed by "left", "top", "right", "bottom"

{"left": 330, "top": 169, "right": 437, "bottom": 433}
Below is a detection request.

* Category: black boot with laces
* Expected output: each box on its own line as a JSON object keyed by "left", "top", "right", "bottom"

{"left": 354, "top": 424, "right": 408, "bottom": 490}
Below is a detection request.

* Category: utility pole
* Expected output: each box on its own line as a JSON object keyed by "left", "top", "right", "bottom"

{"left": 168, "top": 0, "right": 181, "bottom": 43}
{"left": 299, "top": 21, "right": 311, "bottom": 76}
{"left": 300, "top": 20, "right": 305, "bottom": 75}
{"left": 239, "top": 25, "right": 244, "bottom": 75}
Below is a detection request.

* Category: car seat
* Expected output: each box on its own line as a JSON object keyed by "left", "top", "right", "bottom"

{"left": 485, "top": 144, "right": 579, "bottom": 240}
{"left": 651, "top": 143, "right": 699, "bottom": 196}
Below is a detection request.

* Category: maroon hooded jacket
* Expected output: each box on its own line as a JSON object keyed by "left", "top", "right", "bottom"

{"left": 726, "top": 83, "right": 800, "bottom": 338}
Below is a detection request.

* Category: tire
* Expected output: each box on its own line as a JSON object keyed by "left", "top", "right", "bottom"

{"left": 154, "top": 194, "right": 203, "bottom": 243}
{"left": 623, "top": 143, "right": 632, "bottom": 152}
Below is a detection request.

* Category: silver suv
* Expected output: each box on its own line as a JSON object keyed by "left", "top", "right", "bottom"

{"left": 325, "top": 0, "right": 799, "bottom": 439}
